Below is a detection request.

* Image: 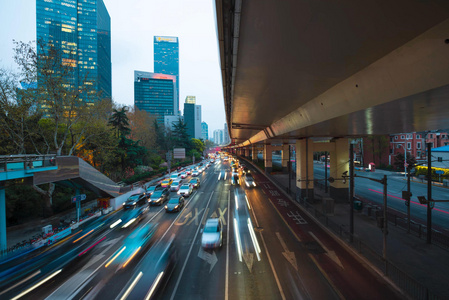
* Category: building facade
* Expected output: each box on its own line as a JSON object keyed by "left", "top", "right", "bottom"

{"left": 164, "top": 115, "right": 183, "bottom": 131}
{"left": 36, "top": 0, "right": 111, "bottom": 102}
{"left": 214, "top": 129, "right": 224, "bottom": 145}
{"left": 223, "top": 123, "right": 230, "bottom": 144}
{"left": 154, "top": 36, "right": 179, "bottom": 114}
{"left": 185, "top": 96, "right": 196, "bottom": 104}
{"left": 201, "top": 122, "right": 208, "bottom": 141}
{"left": 194, "top": 105, "right": 202, "bottom": 139}
{"left": 134, "top": 71, "right": 177, "bottom": 124}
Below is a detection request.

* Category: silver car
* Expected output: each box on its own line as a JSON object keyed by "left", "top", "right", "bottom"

{"left": 201, "top": 219, "right": 223, "bottom": 249}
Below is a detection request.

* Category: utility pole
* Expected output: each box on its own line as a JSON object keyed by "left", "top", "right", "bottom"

{"left": 427, "top": 143, "right": 432, "bottom": 244}
{"left": 407, "top": 167, "right": 411, "bottom": 233}
{"left": 349, "top": 144, "right": 355, "bottom": 242}
{"left": 324, "top": 151, "right": 328, "bottom": 193}
{"left": 382, "top": 175, "right": 388, "bottom": 260}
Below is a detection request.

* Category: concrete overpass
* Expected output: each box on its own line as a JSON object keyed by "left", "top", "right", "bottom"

{"left": 214, "top": 0, "right": 449, "bottom": 200}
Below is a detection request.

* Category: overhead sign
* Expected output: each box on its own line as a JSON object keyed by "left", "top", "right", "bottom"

{"left": 71, "top": 194, "right": 87, "bottom": 203}
{"left": 435, "top": 170, "right": 445, "bottom": 175}
{"left": 155, "top": 36, "right": 177, "bottom": 43}
{"left": 173, "top": 148, "right": 186, "bottom": 159}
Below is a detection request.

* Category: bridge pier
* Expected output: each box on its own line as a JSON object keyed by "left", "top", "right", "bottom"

{"left": 295, "top": 139, "right": 314, "bottom": 202}
{"left": 251, "top": 145, "right": 257, "bottom": 162}
{"left": 329, "top": 138, "right": 350, "bottom": 202}
{"left": 281, "top": 144, "right": 289, "bottom": 173}
{"left": 264, "top": 144, "right": 273, "bottom": 173}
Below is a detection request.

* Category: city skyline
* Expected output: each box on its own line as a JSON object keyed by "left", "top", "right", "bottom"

{"left": 0, "top": 0, "right": 226, "bottom": 134}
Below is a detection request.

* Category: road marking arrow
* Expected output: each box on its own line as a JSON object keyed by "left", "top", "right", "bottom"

{"left": 242, "top": 251, "right": 254, "bottom": 273}
{"left": 175, "top": 211, "right": 192, "bottom": 226}
{"left": 197, "top": 247, "right": 218, "bottom": 273}
{"left": 276, "top": 232, "right": 298, "bottom": 271}
{"left": 308, "top": 231, "right": 344, "bottom": 269}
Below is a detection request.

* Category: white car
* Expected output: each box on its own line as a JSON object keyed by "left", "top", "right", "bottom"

{"left": 201, "top": 218, "right": 223, "bottom": 249}
{"left": 180, "top": 172, "right": 187, "bottom": 179}
{"left": 178, "top": 183, "right": 193, "bottom": 197}
{"left": 192, "top": 170, "right": 199, "bottom": 177}
{"left": 170, "top": 180, "right": 182, "bottom": 192}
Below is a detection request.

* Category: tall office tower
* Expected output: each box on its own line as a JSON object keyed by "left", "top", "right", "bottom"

{"left": 154, "top": 36, "right": 179, "bottom": 114}
{"left": 134, "top": 71, "right": 177, "bottom": 124}
{"left": 185, "top": 96, "right": 196, "bottom": 104}
{"left": 184, "top": 102, "right": 195, "bottom": 139}
{"left": 213, "top": 129, "right": 223, "bottom": 145}
{"left": 36, "top": 0, "right": 111, "bottom": 103}
{"left": 224, "top": 123, "right": 230, "bottom": 144}
{"left": 201, "top": 122, "right": 208, "bottom": 141}
{"left": 194, "top": 105, "right": 202, "bottom": 139}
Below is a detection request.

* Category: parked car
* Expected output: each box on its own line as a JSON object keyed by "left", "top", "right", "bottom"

{"left": 244, "top": 173, "right": 256, "bottom": 187}
{"left": 165, "top": 196, "right": 185, "bottom": 212}
{"left": 189, "top": 178, "right": 200, "bottom": 189}
{"left": 178, "top": 183, "right": 193, "bottom": 197}
{"left": 123, "top": 193, "right": 146, "bottom": 210}
{"left": 161, "top": 178, "right": 173, "bottom": 188}
{"left": 149, "top": 188, "right": 170, "bottom": 205}
{"left": 201, "top": 218, "right": 223, "bottom": 249}
{"left": 170, "top": 180, "right": 182, "bottom": 192}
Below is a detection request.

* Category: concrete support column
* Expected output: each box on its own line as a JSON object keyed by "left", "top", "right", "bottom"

{"left": 296, "top": 139, "right": 314, "bottom": 201}
{"left": 329, "top": 138, "right": 349, "bottom": 202}
{"left": 0, "top": 182, "right": 6, "bottom": 251}
{"left": 281, "top": 144, "right": 289, "bottom": 173}
{"left": 252, "top": 145, "right": 257, "bottom": 162}
{"left": 245, "top": 148, "right": 250, "bottom": 158}
{"left": 264, "top": 144, "right": 273, "bottom": 173}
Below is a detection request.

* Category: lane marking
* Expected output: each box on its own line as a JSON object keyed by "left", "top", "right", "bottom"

{"left": 169, "top": 191, "right": 215, "bottom": 300}
{"left": 225, "top": 191, "right": 230, "bottom": 300}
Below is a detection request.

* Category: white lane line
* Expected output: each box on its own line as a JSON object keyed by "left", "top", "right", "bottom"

{"left": 169, "top": 191, "right": 215, "bottom": 300}
{"left": 247, "top": 195, "right": 286, "bottom": 300}
{"left": 225, "top": 191, "right": 230, "bottom": 300}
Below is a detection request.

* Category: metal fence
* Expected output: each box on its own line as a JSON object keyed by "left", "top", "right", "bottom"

{"left": 299, "top": 198, "right": 442, "bottom": 300}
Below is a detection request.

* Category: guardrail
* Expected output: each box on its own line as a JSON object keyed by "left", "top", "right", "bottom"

{"left": 0, "top": 154, "right": 56, "bottom": 172}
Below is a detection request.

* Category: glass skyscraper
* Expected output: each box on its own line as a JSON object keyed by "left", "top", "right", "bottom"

{"left": 36, "top": 0, "right": 111, "bottom": 103}
{"left": 134, "top": 71, "right": 177, "bottom": 124}
{"left": 154, "top": 36, "right": 179, "bottom": 113}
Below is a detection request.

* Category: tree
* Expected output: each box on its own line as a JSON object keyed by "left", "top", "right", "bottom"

{"left": 172, "top": 118, "right": 191, "bottom": 150}
{"left": 394, "top": 153, "right": 416, "bottom": 171}
{"left": 127, "top": 106, "right": 157, "bottom": 159}
{"left": 109, "top": 106, "right": 131, "bottom": 138}
{"left": 191, "top": 138, "right": 205, "bottom": 154}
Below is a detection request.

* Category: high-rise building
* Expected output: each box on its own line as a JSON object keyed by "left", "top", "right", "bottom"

{"left": 185, "top": 96, "right": 196, "bottom": 104}
{"left": 184, "top": 102, "right": 195, "bottom": 139}
{"left": 195, "top": 105, "right": 202, "bottom": 139}
{"left": 201, "top": 122, "right": 208, "bottom": 141}
{"left": 36, "top": 0, "right": 111, "bottom": 102}
{"left": 164, "top": 115, "right": 183, "bottom": 131}
{"left": 154, "top": 36, "right": 179, "bottom": 114}
{"left": 214, "top": 129, "right": 224, "bottom": 145}
{"left": 134, "top": 71, "right": 177, "bottom": 124}
{"left": 224, "top": 123, "right": 230, "bottom": 144}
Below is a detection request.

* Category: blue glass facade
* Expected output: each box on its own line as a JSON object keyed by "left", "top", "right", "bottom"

{"left": 154, "top": 36, "right": 179, "bottom": 113}
{"left": 134, "top": 71, "right": 177, "bottom": 125}
{"left": 184, "top": 103, "right": 195, "bottom": 139}
{"left": 36, "top": 0, "right": 111, "bottom": 103}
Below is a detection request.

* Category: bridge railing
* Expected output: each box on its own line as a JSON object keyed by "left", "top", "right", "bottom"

{"left": 0, "top": 155, "right": 56, "bottom": 172}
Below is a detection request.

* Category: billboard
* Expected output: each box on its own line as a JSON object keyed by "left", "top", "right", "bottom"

{"left": 173, "top": 148, "right": 186, "bottom": 159}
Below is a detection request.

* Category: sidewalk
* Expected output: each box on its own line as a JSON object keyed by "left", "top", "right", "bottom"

{"left": 269, "top": 172, "right": 449, "bottom": 300}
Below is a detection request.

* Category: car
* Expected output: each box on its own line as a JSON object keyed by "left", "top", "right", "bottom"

{"left": 165, "top": 196, "right": 185, "bottom": 212}
{"left": 178, "top": 183, "right": 193, "bottom": 197}
{"left": 120, "top": 205, "right": 149, "bottom": 229}
{"left": 185, "top": 168, "right": 192, "bottom": 175}
{"left": 180, "top": 172, "right": 187, "bottom": 179}
{"left": 244, "top": 173, "right": 256, "bottom": 187}
{"left": 123, "top": 193, "right": 146, "bottom": 210}
{"left": 146, "top": 185, "right": 161, "bottom": 196}
{"left": 170, "top": 180, "right": 182, "bottom": 192}
{"left": 192, "top": 170, "right": 199, "bottom": 177}
{"left": 231, "top": 173, "right": 240, "bottom": 185}
{"left": 161, "top": 178, "right": 173, "bottom": 188}
{"left": 149, "top": 188, "right": 170, "bottom": 205}
{"left": 242, "top": 167, "right": 250, "bottom": 174}
{"left": 189, "top": 178, "right": 200, "bottom": 188}
{"left": 201, "top": 218, "right": 223, "bottom": 249}
{"left": 170, "top": 173, "right": 180, "bottom": 180}
{"left": 105, "top": 223, "right": 158, "bottom": 270}
{"left": 197, "top": 168, "right": 203, "bottom": 174}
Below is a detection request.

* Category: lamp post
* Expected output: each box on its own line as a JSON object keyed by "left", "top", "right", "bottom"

{"left": 397, "top": 143, "right": 407, "bottom": 179}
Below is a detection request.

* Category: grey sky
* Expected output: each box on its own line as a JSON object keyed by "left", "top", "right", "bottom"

{"left": 0, "top": 0, "right": 225, "bottom": 136}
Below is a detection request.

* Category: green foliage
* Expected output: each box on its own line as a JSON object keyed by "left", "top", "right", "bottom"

{"left": 191, "top": 138, "right": 205, "bottom": 154}
{"left": 415, "top": 166, "right": 449, "bottom": 181}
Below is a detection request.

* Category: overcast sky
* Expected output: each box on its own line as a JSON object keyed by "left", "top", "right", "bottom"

{"left": 0, "top": 0, "right": 225, "bottom": 136}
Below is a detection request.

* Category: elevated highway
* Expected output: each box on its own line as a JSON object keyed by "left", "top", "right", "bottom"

{"left": 215, "top": 0, "right": 449, "bottom": 145}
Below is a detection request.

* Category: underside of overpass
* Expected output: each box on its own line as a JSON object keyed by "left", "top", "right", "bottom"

{"left": 215, "top": 0, "right": 449, "bottom": 147}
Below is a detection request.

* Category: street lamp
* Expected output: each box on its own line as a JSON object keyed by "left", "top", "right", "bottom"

{"left": 397, "top": 143, "right": 407, "bottom": 179}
